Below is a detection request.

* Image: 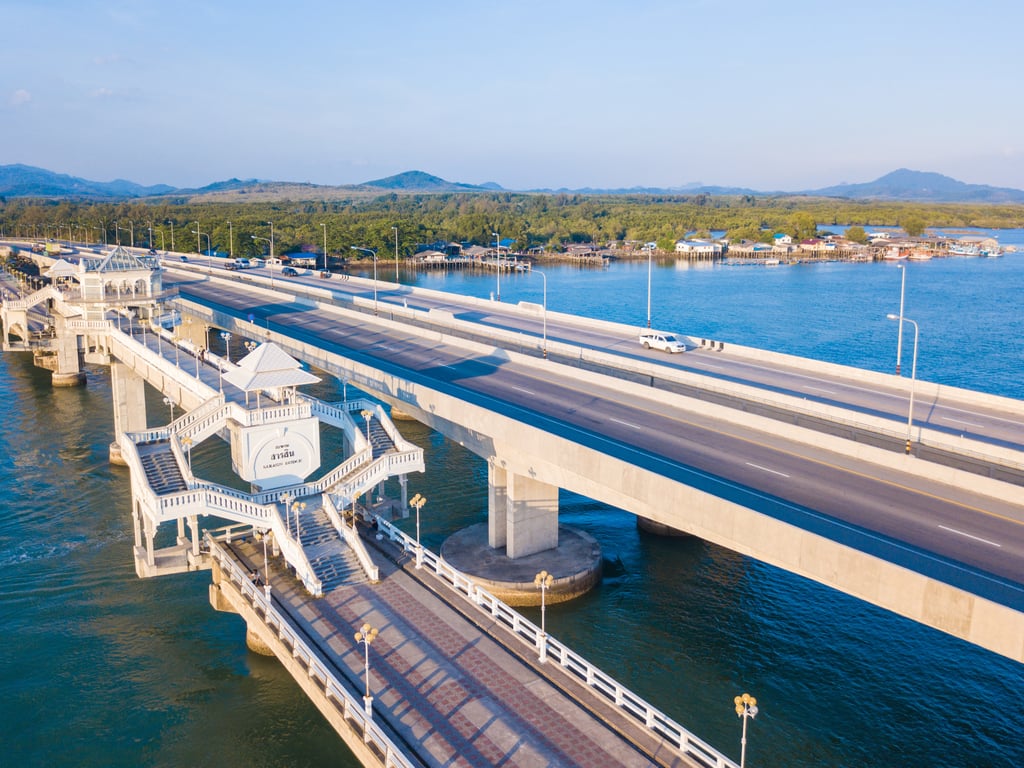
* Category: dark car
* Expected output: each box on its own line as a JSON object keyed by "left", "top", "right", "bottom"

{"left": 282, "top": 266, "right": 299, "bottom": 276}
{"left": 179, "top": 255, "right": 189, "bottom": 262}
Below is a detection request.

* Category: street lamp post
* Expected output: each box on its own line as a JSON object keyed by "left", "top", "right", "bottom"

{"left": 168, "top": 220, "right": 174, "bottom": 251}
{"left": 534, "top": 569, "right": 553, "bottom": 663}
{"left": 392, "top": 225, "right": 399, "bottom": 282}
{"left": 887, "top": 313, "right": 919, "bottom": 454}
{"left": 252, "top": 235, "right": 273, "bottom": 286}
{"left": 321, "top": 222, "right": 328, "bottom": 272}
{"left": 350, "top": 247, "right": 378, "bottom": 314}
{"left": 734, "top": 693, "right": 759, "bottom": 768}
{"left": 532, "top": 268, "right": 548, "bottom": 358}
{"left": 646, "top": 242, "right": 653, "bottom": 328}
{"left": 491, "top": 231, "right": 501, "bottom": 301}
{"left": 192, "top": 223, "right": 212, "bottom": 267}
{"left": 227, "top": 221, "right": 233, "bottom": 259}
{"left": 410, "top": 493, "right": 426, "bottom": 568}
{"left": 895, "top": 263, "right": 906, "bottom": 375}
{"left": 162, "top": 396, "right": 174, "bottom": 423}
{"left": 354, "top": 622, "right": 379, "bottom": 718}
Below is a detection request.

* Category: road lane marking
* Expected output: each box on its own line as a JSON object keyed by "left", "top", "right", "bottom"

{"left": 745, "top": 462, "right": 791, "bottom": 478}
{"left": 940, "top": 417, "right": 984, "bottom": 428}
{"left": 804, "top": 386, "right": 837, "bottom": 394}
{"left": 609, "top": 418, "right": 642, "bottom": 430}
{"left": 938, "top": 525, "right": 1002, "bottom": 548}
{"left": 510, "top": 385, "right": 536, "bottom": 396}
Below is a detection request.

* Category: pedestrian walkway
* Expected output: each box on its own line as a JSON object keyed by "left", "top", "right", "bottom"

{"left": 225, "top": 527, "right": 708, "bottom": 768}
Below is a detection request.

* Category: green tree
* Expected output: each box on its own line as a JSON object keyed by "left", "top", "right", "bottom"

{"left": 845, "top": 225, "right": 867, "bottom": 243}
{"left": 899, "top": 213, "right": 926, "bottom": 237}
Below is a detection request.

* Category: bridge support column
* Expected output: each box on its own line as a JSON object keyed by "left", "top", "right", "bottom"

{"left": 109, "top": 361, "right": 147, "bottom": 465}
{"left": 50, "top": 314, "right": 85, "bottom": 387}
{"left": 487, "top": 461, "right": 509, "bottom": 549}
{"left": 488, "top": 462, "right": 559, "bottom": 559}
{"left": 189, "top": 515, "right": 200, "bottom": 556}
{"left": 506, "top": 473, "right": 559, "bottom": 559}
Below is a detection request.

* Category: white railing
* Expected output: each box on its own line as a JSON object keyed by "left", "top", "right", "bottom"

{"left": 274, "top": 515, "right": 324, "bottom": 597}
{"left": 375, "top": 516, "right": 739, "bottom": 768}
{"left": 169, "top": 396, "right": 229, "bottom": 443}
{"left": 205, "top": 536, "right": 415, "bottom": 768}
{"left": 323, "top": 494, "right": 379, "bottom": 582}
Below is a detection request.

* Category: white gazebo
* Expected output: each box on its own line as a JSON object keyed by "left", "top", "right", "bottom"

{"left": 223, "top": 341, "right": 321, "bottom": 406}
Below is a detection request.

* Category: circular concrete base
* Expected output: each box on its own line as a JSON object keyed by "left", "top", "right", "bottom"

{"left": 440, "top": 523, "right": 602, "bottom": 606}
{"left": 246, "top": 626, "right": 275, "bottom": 656}
{"left": 108, "top": 441, "right": 128, "bottom": 466}
{"left": 636, "top": 516, "right": 697, "bottom": 538}
{"left": 52, "top": 371, "right": 86, "bottom": 387}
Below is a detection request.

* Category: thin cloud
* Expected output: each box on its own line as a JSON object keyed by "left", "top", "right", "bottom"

{"left": 9, "top": 89, "right": 31, "bottom": 106}
{"left": 90, "top": 87, "right": 115, "bottom": 99}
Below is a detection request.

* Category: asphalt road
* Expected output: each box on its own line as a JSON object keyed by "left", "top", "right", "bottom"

{"left": 173, "top": 275, "right": 1024, "bottom": 611}
{"left": 166, "top": 260, "right": 1024, "bottom": 452}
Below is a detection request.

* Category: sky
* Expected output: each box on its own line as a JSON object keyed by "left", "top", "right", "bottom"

{"left": 3, "top": 0, "right": 1023, "bottom": 192}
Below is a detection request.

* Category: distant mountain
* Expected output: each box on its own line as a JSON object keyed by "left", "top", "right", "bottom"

{"left": 529, "top": 183, "right": 764, "bottom": 196}
{"left": 0, "top": 163, "right": 174, "bottom": 198}
{"left": 807, "top": 168, "right": 1024, "bottom": 203}
{"left": 362, "top": 170, "right": 497, "bottom": 192}
{"left": 3, "top": 163, "right": 1023, "bottom": 203}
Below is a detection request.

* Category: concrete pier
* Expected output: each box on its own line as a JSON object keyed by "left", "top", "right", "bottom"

{"left": 441, "top": 523, "right": 603, "bottom": 606}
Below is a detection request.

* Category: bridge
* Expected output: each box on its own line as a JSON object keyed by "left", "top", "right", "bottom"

{"left": 159, "top": 255, "right": 1024, "bottom": 660}
{"left": 2, "top": 241, "right": 1023, "bottom": 764}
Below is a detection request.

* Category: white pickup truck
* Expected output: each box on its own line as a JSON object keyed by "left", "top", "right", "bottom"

{"left": 638, "top": 331, "right": 685, "bottom": 353}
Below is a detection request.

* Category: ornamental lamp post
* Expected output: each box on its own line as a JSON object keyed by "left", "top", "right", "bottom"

{"left": 410, "top": 493, "right": 426, "bottom": 568}
{"left": 734, "top": 692, "right": 759, "bottom": 768}
{"left": 354, "top": 622, "right": 379, "bottom": 718}
{"left": 534, "top": 569, "right": 553, "bottom": 663}
{"left": 360, "top": 408, "right": 373, "bottom": 447}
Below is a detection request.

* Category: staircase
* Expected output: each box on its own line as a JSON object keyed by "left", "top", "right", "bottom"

{"left": 358, "top": 412, "right": 396, "bottom": 459}
{"left": 137, "top": 440, "right": 188, "bottom": 495}
{"left": 297, "top": 505, "right": 368, "bottom": 591}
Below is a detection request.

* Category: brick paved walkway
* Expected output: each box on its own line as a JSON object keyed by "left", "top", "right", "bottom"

{"left": 235, "top": 533, "right": 700, "bottom": 768}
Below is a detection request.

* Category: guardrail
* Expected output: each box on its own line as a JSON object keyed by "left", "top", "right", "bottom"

{"left": 206, "top": 535, "right": 414, "bottom": 768}
{"left": 375, "top": 516, "right": 739, "bottom": 768}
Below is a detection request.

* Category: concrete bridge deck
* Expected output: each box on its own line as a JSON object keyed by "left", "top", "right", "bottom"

{"left": 216, "top": 522, "right": 717, "bottom": 768}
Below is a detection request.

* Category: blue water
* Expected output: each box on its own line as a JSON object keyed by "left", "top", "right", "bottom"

{"left": 2, "top": 233, "right": 1022, "bottom": 767}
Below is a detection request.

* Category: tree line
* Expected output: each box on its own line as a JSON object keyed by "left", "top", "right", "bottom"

{"left": 2, "top": 193, "right": 1022, "bottom": 261}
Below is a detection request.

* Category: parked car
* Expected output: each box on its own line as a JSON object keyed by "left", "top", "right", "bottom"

{"left": 282, "top": 266, "right": 299, "bottom": 276}
{"left": 638, "top": 331, "right": 686, "bottom": 353}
